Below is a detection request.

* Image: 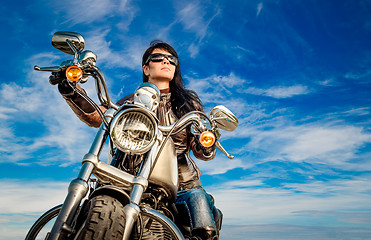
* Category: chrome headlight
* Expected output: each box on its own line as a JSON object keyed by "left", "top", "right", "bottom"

{"left": 110, "top": 108, "right": 157, "bottom": 154}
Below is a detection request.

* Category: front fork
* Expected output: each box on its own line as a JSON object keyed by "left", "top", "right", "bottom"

{"left": 46, "top": 108, "right": 153, "bottom": 240}
{"left": 47, "top": 108, "right": 179, "bottom": 240}
{"left": 47, "top": 111, "right": 111, "bottom": 240}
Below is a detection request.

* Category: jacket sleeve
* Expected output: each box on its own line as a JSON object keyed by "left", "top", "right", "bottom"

{"left": 61, "top": 84, "right": 107, "bottom": 128}
{"left": 189, "top": 133, "right": 216, "bottom": 161}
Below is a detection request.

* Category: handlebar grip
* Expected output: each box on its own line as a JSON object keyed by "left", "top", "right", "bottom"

{"left": 49, "top": 74, "right": 63, "bottom": 85}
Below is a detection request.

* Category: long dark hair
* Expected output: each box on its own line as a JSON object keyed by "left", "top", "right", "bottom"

{"left": 142, "top": 41, "right": 203, "bottom": 118}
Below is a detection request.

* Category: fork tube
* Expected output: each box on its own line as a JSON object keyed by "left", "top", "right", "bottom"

{"left": 88, "top": 122, "right": 110, "bottom": 157}
{"left": 48, "top": 124, "right": 109, "bottom": 240}
{"left": 121, "top": 142, "right": 159, "bottom": 240}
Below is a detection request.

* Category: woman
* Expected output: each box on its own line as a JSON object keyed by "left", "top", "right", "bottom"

{"left": 58, "top": 41, "right": 219, "bottom": 240}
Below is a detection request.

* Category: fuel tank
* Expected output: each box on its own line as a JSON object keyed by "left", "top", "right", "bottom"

{"left": 149, "top": 138, "right": 178, "bottom": 197}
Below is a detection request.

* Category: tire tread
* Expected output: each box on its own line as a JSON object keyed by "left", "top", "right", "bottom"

{"left": 76, "top": 195, "right": 125, "bottom": 240}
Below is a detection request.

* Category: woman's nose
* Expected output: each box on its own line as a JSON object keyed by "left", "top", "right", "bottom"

{"left": 162, "top": 57, "right": 170, "bottom": 64}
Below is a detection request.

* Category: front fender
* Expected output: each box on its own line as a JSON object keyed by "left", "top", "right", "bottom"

{"left": 141, "top": 207, "right": 185, "bottom": 240}
{"left": 89, "top": 185, "right": 130, "bottom": 206}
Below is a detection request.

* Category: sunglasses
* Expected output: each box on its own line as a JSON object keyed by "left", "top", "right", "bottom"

{"left": 145, "top": 53, "right": 178, "bottom": 66}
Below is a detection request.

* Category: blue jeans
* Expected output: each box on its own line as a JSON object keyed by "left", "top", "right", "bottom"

{"left": 175, "top": 186, "right": 216, "bottom": 229}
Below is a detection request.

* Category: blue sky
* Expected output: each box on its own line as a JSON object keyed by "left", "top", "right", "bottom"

{"left": 1, "top": 0, "right": 371, "bottom": 239}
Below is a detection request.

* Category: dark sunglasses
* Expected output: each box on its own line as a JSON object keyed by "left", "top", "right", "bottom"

{"left": 145, "top": 53, "right": 178, "bottom": 66}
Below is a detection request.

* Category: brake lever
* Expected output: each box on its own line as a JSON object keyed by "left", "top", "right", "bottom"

{"left": 34, "top": 65, "right": 61, "bottom": 72}
{"left": 215, "top": 141, "right": 234, "bottom": 159}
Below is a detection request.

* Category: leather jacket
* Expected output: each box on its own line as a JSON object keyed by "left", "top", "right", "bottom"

{"left": 62, "top": 87, "right": 216, "bottom": 190}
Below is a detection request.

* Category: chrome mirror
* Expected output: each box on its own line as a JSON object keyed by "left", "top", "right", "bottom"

{"left": 209, "top": 105, "right": 238, "bottom": 131}
{"left": 79, "top": 50, "right": 97, "bottom": 66}
{"left": 78, "top": 50, "right": 97, "bottom": 83}
{"left": 51, "top": 31, "right": 85, "bottom": 55}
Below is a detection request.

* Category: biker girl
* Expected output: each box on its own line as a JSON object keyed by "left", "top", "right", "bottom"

{"left": 58, "top": 40, "right": 219, "bottom": 240}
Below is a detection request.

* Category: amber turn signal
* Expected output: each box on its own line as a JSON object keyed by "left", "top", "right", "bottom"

{"left": 199, "top": 131, "right": 216, "bottom": 147}
{"left": 66, "top": 65, "right": 83, "bottom": 82}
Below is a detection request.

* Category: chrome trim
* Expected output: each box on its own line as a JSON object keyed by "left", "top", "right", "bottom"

{"left": 133, "top": 83, "right": 160, "bottom": 111}
{"left": 122, "top": 203, "right": 141, "bottom": 240}
{"left": 141, "top": 208, "right": 185, "bottom": 240}
{"left": 158, "top": 112, "right": 205, "bottom": 135}
{"left": 209, "top": 105, "right": 238, "bottom": 132}
{"left": 78, "top": 50, "right": 97, "bottom": 66}
{"left": 92, "top": 66, "right": 118, "bottom": 109}
{"left": 47, "top": 179, "right": 89, "bottom": 240}
{"left": 110, "top": 108, "right": 157, "bottom": 154}
{"left": 216, "top": 141, "right": 234, "bottom": 159}
{"left": 47, "top": 120, "right": 111, "bottom": 239}
{"left": 33, "top": 65, "right": 60, "bottom": 72}
{"left": 51, "top": 31, "right": 85, "bottom": 55}
{"left": 88, "top": 124, "right": 109, "bottom": 156}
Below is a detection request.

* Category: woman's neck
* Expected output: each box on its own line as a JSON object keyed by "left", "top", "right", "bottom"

{"left": 160, "top": 88, "right": 170, "bottom": 93}
{"left": 148, "top": 79, "right": 170, "bottom": 90}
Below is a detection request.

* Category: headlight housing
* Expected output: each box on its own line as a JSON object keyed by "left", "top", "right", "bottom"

{"left": 110, "top": 108, "right": 157, "bottom": 154}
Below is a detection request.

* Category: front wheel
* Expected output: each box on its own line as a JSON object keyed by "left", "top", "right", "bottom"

{"left": 25, "top": 204, "right": 62, "bottom": 240}
{"left": 75, "top": 195, "right": 125, "bottom": 240}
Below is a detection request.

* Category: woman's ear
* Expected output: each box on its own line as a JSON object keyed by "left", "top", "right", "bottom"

{"left": 143, "top": 65, "right": 150, "bottom": 77}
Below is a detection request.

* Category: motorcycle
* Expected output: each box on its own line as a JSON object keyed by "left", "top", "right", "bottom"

{"left": 26, "top": 31, "right": 238, "bottom": 240}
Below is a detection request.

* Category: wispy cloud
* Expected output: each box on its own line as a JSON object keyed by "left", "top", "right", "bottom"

{"left": 220, "top": 224, "right": 371, "bottom": 240}
{"left": 0, "top": 179, "right": 67, "bottom": 214}
{"left": 235, "top": 118, "right": 371, "bottom": 168}
{"left": 51, "top": 0, "right": 135, "bottom": 26}
{"left": 208, "top": 176, "right": 371, "bottom": 225}
{"left": 0, "top": 106, "right": 17, "bottom": 119}
{"left": 195, "top": 155, "right": 249, "bottom": 175}
{"left": 293, "top": 210, "right": 371, "bottom": 225}
{"left": 280, "top": 126, "right": 371, "bottom": 163}
{"left": 84, "top": 29, "right": 146, "bottom": 71}
{"left": 0, "top": 54, "right": 96, "bottom": 165}
{"left": 256, "top": 2, "right": 263, "bottom": 16}
{"left": 187, "top": 72, "right": 247, "bottom": 102}
{"left": 0, "top": 180, "right": 68, "bottom": 240}
{"left": 243, "top": 85, "right": 310, "bottom": 98}
{"left": 344, "top": 69, "right": 371, "bottom": 82}
{"left": 175, "top": 0, "right": 221, "bottom": 57}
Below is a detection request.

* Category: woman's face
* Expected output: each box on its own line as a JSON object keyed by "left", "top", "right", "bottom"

{"left": 143, "top": 48, "right": 176, "bottom": 89}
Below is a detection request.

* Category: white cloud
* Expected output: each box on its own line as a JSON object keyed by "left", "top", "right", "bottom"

{"left": 0, "top": 106, "right": 17, "bottom": 119}
{"left": 51, "top": 0, "right": 135, "bottom": 26}
{"left": 0, "top": 54, "right": 97, "bottom": 165}
{"left": 243, "top": 85, "right": 310, "bottom": 98}
{"left": 196, "top": 156, "right": 249, "bottom": 175}
{"left": 187, "top": 72, "right": 246, "bottom": 101}
{"left": 175, "top": 1, "right": 221, "bottom": 57}
{"left": 189, "top": 74, "right": 370, "bottom": 175}
{"left": 342, "top": 107, "right": 370, "bottom": 116}
{"left": 207, "top": 176, "right": 371, "bottom": 225}
{"left": 84, "top": 29, "right": 145, "bottom": 71}
{"left": 344, "top": 69, "right": 371, "bottom": 81}
{"left": 220, "top": 224, "right": 371, "bottom": 240}
{"left": 237, "top": 120, "right": 371, "bottom": 168}
{"left": 0, "top": 179, "right": 67, "bottom": 214}
{"left": 0, "top": 180, "right": 68, "bottom": 240}
{"left": 256, "top": 2, "right": 263, "bottom": 16}
{"left": 280, "top": 126, "right": 371, "bottom": 163}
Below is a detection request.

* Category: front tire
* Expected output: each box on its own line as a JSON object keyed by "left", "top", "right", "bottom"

{"left": 75, "top": 195, "right": 125, "bottom": 240}
{"left": 25, "top": 204, "right": 62, "bottom": 240}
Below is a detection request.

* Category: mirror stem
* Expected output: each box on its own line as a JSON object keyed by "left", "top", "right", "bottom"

{"left": 66, "top": 39, "right": 79, "bottom": 64}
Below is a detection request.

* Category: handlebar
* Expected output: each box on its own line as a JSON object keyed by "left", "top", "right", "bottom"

{"left": 35, "top": 56, "right": 235, "bottom": 159}
{"left": 34, "top": 65, "right": 60, "bottom": 72}
{"left": 159, "top": 111, "right": 234, "bottom": 159}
